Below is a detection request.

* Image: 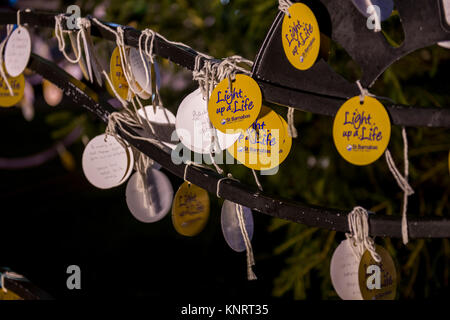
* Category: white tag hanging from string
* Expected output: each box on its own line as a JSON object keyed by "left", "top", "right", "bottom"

{"left": 126, "top": 168, "right": 173, "bottom": 223}
{"left": 137, "top": 105, "right": 179, "bottom": 150}
{"left": 176, "top": 88, "right": 240, "bottom": 154}
{"left": 82, "top": 134, "right": 134, "bottom": 189}
{"left": 217, "top": 175, "right": 257, "bottom": 280}
{"left": 330, "top": 207, "right": 397, "bottom": 300}
{"left": 221, "top": 200, "right": 254, "bottom": 252}
{"left": 4, "top": 22, "right": 31, "bottom": 77}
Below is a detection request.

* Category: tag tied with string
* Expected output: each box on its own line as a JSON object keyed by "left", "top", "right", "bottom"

{"left": 217, "top": 174, "right": 257, "bottom": 281}
{"left": 330, "top": 207, "right": 397, "bottom": 300}
{"left": 332, "top": 82, "right": 391, "bottom": 166}
{"left": 279, "top": 0, "right": 321, "bottom": 71}
{"left": 125, "top": 153, "right": 173, "bottom": 223}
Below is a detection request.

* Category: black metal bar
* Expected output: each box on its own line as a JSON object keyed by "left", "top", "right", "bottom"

{"left": 26, "top": 53, "right": 450, "bottom": 239}
{"left": 1, "top": 8, "right": 449, "bottom": 128}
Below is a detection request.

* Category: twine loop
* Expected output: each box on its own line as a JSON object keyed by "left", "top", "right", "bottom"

{"left": 345, "top": 206, "right": 381, "bottom": 263}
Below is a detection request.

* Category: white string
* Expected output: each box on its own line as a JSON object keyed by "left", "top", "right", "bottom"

{"left": 0, "top": 26, "right": 14, "bottom": 96}
{"left": 0, "top": 271, "right": 25, "bottom": 293}
{"left": 287, "top": 107, "right": 298, "bottom": 138}
{"left": 385, "top": 127, "right": 414, "bottom": 245}
{"left": 251, "top": 169, "right": 263, "bottom": 192}
{"left": 235, "top": 203, "right": 257, "bottom": 280}
{"left": 278, "top": 0, "right": 293, "bottom": 17}
{"left": 216, "top": 173, "right": 239, "bottom": 198}
{"left": 345, "top": 206, "right": 381, "bottom": 263}
{"left": 356, "top": 80, "right": 376, "bottom": 104}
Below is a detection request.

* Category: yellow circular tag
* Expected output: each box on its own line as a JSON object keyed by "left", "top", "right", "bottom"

{"left": 0, "top": 72, "right": 24, "bottom": 107}
{"left": 109, "top": 47, "right": 133, "bottom": 101}
{"left": 358, "top": 245, "right": 397, "bottom": 300}
{"left": 172, "top": 182, "right": 210, "bottom": 237}
{"left": 208, "top": 74, "right": 262, "bottom": 133}
{"left": 281, "top": 3, "right": 321, "bottom": 70}
{"left": 333, "top": 96, "right": 391, "bottom": 166}
{"left": 227, "top": 106, "right": 292, "bottom": 171}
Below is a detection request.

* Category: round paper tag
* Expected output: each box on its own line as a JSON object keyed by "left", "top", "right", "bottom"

{"left": 128, "top": 47, "right": 152, "bottom": 95}
{"left": 126, "top": 169, "right": 173, "bottom": 223}
{"left": 172, "top": 182, "right": 210, "bottom": 237}
{"left": 221, "top": 200, "right": 254, "bottom": 252}
{"left": 330, "top": 239, "right": 363, "bottom": 300}
{"left": 0, "top": 72, "right": 25, "bottom": 107}
{"left": 137, "top": 105, "right": 179, "bottom": 150}
{"left": 281, "top": 3, "right": 321, "bottom": 70}
{"left": 352, "top": 0, "right": 394, "bottom": 21}
{"left": 333, "top": 96, "right": 391, "bottom": 166}
{"left": 43, "top": 79, "right": 63, "bottom": 107}
{"left": 208, "top": 74, "right": 262, "bottom": 133}
{"left": 4, "top": 26, "right": 31, "bottom": 77}
{"left": 227, "top": 106, "right": 292, "bottom": 171}
{"left": 109, "top": 47, "right": 133, "bottom": 101}
{"left": 358, "top": 245, "right": 397, "bottom": 300}
{"left": 82, "top": 134, "right": 134, "bottom": 189}
{"left": 176, "top": 88, "right": 241, "bottom": 154}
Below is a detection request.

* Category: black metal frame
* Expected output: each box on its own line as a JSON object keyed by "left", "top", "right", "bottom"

{"left": 0, "top": 7, "right": 449, "bottom": 238}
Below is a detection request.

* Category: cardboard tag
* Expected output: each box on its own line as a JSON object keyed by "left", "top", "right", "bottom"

{"left": 176, "top": 88, "right": 241, "bottom": 154}
{"left": 4, "top": 26, "right": 31, "bottom": 77}
{"left": 109, "top": 46, "right": 133, "bottom": 101}
{"left": 172, "top": 181, "right": 210, "bottom": 237}
{"left": 330, "top": 239, "right": 363, "bottom": 300}
{"left": 281, "top": 3, "right": 321, "bottom": 70}
{"left": 332, "top": 96, "right": 391, "bottom": 166}
{"left": 125, "top": 169, "right": 173, "bottom": 223}
{"left": 227, "top": 106, "right": 292, "bottom": 171}
{"left": 0, "top": 72, "right": 25, "bottom": 107}
{"left": 128, "top": 47, "right": 152, "bottom": 97}
{"left": 221, "top": 200, "right": 254, "bottom": 252}
{"left": 82, "top": 134, "right": 133, "bottom": 189}
{"left": 358, "top": 245, "right": 397, "bottom": 300}
{"left": 208, "top": 74, "right": 262, "bottom": 133}
{"left": 137, "top": 105, "right": 179, "bottom": 150}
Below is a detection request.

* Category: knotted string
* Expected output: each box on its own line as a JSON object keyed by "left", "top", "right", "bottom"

{"left": 278, "top": 0, "right": 293, "bottom": 17}
{"left": 385, "top": 127, "right": 414, "bottom": 245}
{"left": 217, "top": 174, "right": 257, "bottom": 280}
{"left": 55, "top": 15, "right": 93, "bottom": 82}
{"left": 0, "top": 25, "right": 14, "bottom": 96}
{"left": 356, "top": 81, "right": 414, "bottom": 244}
{"left": 345, "top": 206, "right": 381, "bottom": 263}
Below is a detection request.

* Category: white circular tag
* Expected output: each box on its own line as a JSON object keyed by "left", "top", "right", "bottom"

{"left": 125, "top": 169, "right": 173, "bottom": 223}
{"left": 176, "top": 88, "right": 241, "bottom": 154}
{"left": 82, "top": 134, "right": 134, "bottom": 189}
{"left": 128, "top": 47, "right": 152, "bottom": 95}
{"left": 221, "top": 200, "right": 254, "bottom": 252}
{"left": 137, "top": 105, "right": 179, "bottom": 150}
{"left": 330, "top": 239, "right": 363, "bottom": 300}
{"left": 4, "top": 26, "right": 31, "bottom": 77}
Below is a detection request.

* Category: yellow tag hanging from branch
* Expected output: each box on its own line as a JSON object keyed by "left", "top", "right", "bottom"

{"left": 208, "top": 74, "right": 262, "bottom": 133}
{"left": 227, "top": 106, "right": 292, "bottom": 171}
{"left": 109, "top": 46, "right": 133, "bottom": 101}
{"left": 172, "top": 182, "right": 210, "bottom": 237}
{"left": 333, "top": 96, "right": 391, "bottom": 166}
{"left": 281, "top": 3, "right": 321, "bottom": 70}
{"left": 358, "top": 245, "right": 397, "bottom": 300}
